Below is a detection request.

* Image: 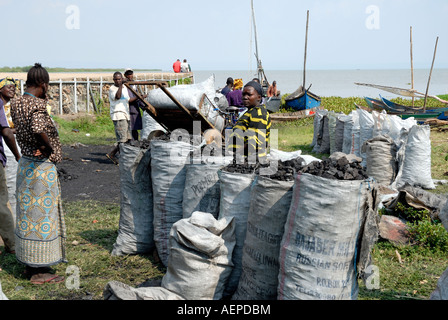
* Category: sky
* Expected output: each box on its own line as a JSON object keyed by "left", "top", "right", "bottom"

{"left": 1, "top": 0, "right": 448, "bottom": 71}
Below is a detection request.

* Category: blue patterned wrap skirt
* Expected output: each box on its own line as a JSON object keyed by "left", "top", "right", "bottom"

{"left": 14, "top": 156, "right": 67, "bottom": 268}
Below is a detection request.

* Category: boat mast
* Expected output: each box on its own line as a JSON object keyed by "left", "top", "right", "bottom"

{"left": 303, "top": 10, "right": 309, "bottom": 92}
{"left": 410, "top": 26, "right": 415, "bottom": 107}
{"left": 251, "top": 0, "right": 260, "bottom": 71}
{"left": 424, "top": 36, "right": 439, "bottom": 112}
{"left": 251, "top": 0, "right": 269, "bottom": 90}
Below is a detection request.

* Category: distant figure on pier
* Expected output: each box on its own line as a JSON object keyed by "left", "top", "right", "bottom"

{"left": 181, "top": 59, "right": 191, "bottom": 73}
{"left": 173, "top": 59, "right": 181, "bottom": 73}
{"left": 221, "top": 77, "right": 234, "bottom": 97}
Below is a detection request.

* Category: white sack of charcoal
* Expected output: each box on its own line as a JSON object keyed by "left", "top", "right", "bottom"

{"left": 362, "top": 135, "right": 398, "bottom": 186}
{"left": 182, "top": 161, "right": 224, "bottom": 220}
{"left": 232, "top": 174, "right": 295, "bottom": 300}
{"left": 357, "top": 108, "right": 374, "bottom": 167}
{"left": 151, "top": 140, "right": 194, "bottom": 266}
{"left": 393, "top": 125, "right": 435, "bottom": 190}
{"left": 218, "top": 164, "right": 256, "bottom": 298}
{"left": 277, "top": 156, "right": 379, "bottom": 300}
{"left": 342, "top": 111, "right": 360, "bottom": 157}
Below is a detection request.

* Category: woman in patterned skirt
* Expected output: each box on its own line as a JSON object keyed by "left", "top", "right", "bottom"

{"left": 10, "top": 63, "right": 67, "bottom": 285}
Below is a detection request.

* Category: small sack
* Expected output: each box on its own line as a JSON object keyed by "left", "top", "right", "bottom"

{"left": 162, "top": 212, "right": 236, "bottom": 300}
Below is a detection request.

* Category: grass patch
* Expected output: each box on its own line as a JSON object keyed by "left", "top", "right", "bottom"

{"left": 0, "top": 201, "right": 165, "bottom": 300}
{"left": 53, "top": 111, "right": 116, "bottom": 146}
{"left": 358, "top": 242, "right": 447, "bottom": 300}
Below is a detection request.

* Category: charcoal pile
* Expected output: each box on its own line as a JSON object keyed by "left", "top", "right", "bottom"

{"left": 187, "top": 142, "right": 226, "bottom": 163}
{"left": 301, "top": 156, "right": 368, "bottom": 181}
{"left": 257, "top": 157, "right": 306, "bottom": 181}
{"left": 128, "top": 139, "right": 152, "bottom": 149}
{"left": 222, "top": 160, "right": 257, "bottom": 174}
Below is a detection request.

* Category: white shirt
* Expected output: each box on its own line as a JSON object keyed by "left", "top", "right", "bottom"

{"left": 109, "top": 85, "right": 130, "bottom": 121}
{"left": 181, "top": 62, "right": 190, "bottom": 73}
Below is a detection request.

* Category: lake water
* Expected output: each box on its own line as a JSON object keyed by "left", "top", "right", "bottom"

{"left": 190, "top": 69, "right": 448, "bottom": 99}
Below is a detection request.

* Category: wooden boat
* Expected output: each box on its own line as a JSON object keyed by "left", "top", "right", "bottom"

{"left": 364, "top": 97, "right": 388, "bottom": 112}
{"left": 362, "top": 97, "right": 442, "bottom": 124}
{"left": 356, "top": 31, "right": 448, "bottom": 118}
{"left": 285, "top": 10, "right": 321, "bottom": 111}
{"left": 270, "top": 107, "right": 322, "bottom": 123}
{"left": 354, "top": 83, "right": 448, "bottom": 105}
{"left": 380, "top": 95, "right": 423, "bottom": 113}
{"left": 285, "top": 86, "right": 321, "bottom": 111}
{"left": 380, "top": 96, "right": 448, "bottom": 120}
{"left": 400, "top": 112, "right": 442, "bottom": 121}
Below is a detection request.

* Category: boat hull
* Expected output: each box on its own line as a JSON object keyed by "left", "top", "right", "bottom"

{"left": 380, "top": 96, "right": 448, "bottom": 120}
{"left": 285, "top": 90, "right": 321, "bottom": 111}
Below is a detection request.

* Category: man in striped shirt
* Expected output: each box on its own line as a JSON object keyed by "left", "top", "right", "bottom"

{"left": 228, "top": 80, "right": 271, "bottom": 164}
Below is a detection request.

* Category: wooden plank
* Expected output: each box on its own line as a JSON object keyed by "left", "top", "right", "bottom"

{"left": 124, "top": 83, "right": 171, "bottom": 133}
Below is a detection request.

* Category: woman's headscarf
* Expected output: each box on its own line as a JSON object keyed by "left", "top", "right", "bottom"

{"left": 233, "top": 78, "right": 243, "bottom": 90}
{"left": 0, "top": 77, "right": 20, "bottom": 91}
{"left": 244, "top": 80, "right": 263, "bottom": 97}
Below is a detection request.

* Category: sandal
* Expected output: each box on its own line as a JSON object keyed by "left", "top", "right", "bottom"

{"left": 106, "top": 154, "right": 119, "bottom": 166}
{"left": 30, "top": 273, "right": 65, "bottom": 285}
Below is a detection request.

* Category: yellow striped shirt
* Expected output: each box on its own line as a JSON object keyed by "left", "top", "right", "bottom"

{"left": 228, "top": 105, "right": 271, "bottom": 161}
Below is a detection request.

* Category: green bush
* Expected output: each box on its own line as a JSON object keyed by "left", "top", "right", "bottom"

{"left": 389, "top": 202, "right": 448, "bottom": 252}
{"left": 392, "top": 202, "right": 432, "bottom": 224}
{"left": 407, "top": 221, "right": 448, "bottom": 252}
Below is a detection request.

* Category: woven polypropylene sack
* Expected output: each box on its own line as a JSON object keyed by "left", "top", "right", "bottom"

{"left": 151, "top": 140, "right": 193, "bottom": 266}
{"left": 112, "top": 143, "right": 154, "bottom": 256}
{"left": 232, "top": 176, "right": 294, "bottom": 300}
{"left": 182, "top": 157, "right": 231, "bottom": 219}
{"left": 162, "top": 212, "right": 236, "bottom": 300}
{"left": 278, "top": 173, "right": 373, "bottom": 300}
{"left": 363, "top": 135, "right": 397, "bottom": 186}
{"left": 394, "top": 125, "right": 435, "bottom": 190}
{"left": 218, "top": 170, "right": 255, "bottom": 298}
